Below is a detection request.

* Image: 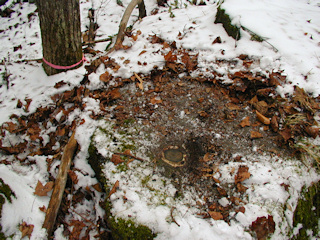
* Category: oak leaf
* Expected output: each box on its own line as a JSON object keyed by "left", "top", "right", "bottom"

{"left": 209, "top": 211, "right": 223, "bottom": 220}
{"left": 110, "top": 154, "right": 124, "bottom": 165}
{"left": 100, "top": 71, "right": 111, "bottom": 83}
{"left": 251, "top": 215, "right": 275, "bottom": 240}
{"left": 19, "top": 221, "right": 34, "bottom": 239}
{"left": 235, "top": 165, "right": 250, "bottom": 184}
{"left": 34, "top": 180, "right": 54, "bottom": 196}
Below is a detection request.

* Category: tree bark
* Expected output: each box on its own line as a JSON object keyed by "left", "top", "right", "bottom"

{"left": 36, "top": 0, "right": 83, "bottom": 76}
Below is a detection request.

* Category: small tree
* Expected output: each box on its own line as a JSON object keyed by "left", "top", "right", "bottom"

{"left": 36, "top": 0, "right": 83, "bottom": 76}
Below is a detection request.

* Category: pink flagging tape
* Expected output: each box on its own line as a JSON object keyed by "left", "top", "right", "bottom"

{"left": 42, "top": 55, "right": 87, "bottom": 70}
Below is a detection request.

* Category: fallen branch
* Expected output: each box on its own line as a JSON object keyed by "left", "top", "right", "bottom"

{"left": 109, "top": 0, "right": 146, "bottom": 53}
{"left": 42, "top": 131, "right": 78, "bottom": 236}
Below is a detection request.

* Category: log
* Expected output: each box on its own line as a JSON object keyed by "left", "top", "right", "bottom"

{"left": 42, "top": 131, "right": 78, "bottom": 236}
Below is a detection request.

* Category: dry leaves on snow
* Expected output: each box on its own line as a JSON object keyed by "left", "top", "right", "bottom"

{"left": 19, "top": 221, "right": 34, "bottom": 239}
{"left": 34, "top": 180, "right": 54, "bottom": 196}
{"left": 234, "top": 165, "right": 251, "bottom": 184}
{"left": 251, "top": 215, "right": 275, "bottom": 240}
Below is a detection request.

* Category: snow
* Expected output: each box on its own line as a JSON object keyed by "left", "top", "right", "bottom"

{"left": 0, "top": 0, "right": 320, "bottom": 239}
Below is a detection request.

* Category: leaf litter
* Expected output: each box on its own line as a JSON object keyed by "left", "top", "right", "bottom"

{"left": 0, "top": 0, "right": 320, "bottom": 239}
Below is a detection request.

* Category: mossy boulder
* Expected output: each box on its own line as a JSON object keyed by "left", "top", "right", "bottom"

{"left": 87, "top": 121, "right": 156, "bottom": 239}
{"left": 292, "top": 181, "right": 320, "bottom": 239}
{"left": 215, "top": 6, "right": 241, "bottom": 40}
{"left": 0, "top": 178, "right": 16, "bottom": 240}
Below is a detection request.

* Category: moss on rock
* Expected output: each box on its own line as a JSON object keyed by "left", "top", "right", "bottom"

{"left": 215, "top": 6, "right": 241, "bottom": 40}
{"left": 105, "top": 200, "right": 156, "bottom": 240}
{"left": 0, "top": 178, "right": 16, "bottom": 239}
{"left": 292, "top": 181, "right": 320, "bottom": 239}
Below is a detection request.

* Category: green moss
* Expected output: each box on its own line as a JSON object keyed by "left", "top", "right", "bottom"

{"left": 215, "top": 6, "right": 241, "bottom": 40}
{"left": 0, "top": 178, "right": 16, "bottom": 239}
{"left": 292, "top": 181, "right": 320, "bottom": 239}
{"left": 105, "top": 200, "right": 156, "bottom": 240}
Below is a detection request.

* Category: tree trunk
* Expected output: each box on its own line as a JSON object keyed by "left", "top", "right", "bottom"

{"left": 36, "top": 0, "right": 83, "bottom": 76}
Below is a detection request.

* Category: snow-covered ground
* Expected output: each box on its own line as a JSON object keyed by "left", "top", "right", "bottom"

{"left": 0, "top": 0, "right": 320, "bottom": 239}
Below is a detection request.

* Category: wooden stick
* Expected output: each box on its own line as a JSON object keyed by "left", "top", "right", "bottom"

{"left": 42, "top": 131, "right": 78, "bottom": 236}
{"left": 110, "top": 0, "right": 145, "bottom": 52}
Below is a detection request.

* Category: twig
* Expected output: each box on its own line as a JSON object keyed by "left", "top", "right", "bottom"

{"left": 170, "top": 207, "right": 180, "bottom": 227}
{"left": 69, "top": 207, "right": 100, "bottom": 230}
{"left": 109, "top": 0, "right": 146, "bottom": 53}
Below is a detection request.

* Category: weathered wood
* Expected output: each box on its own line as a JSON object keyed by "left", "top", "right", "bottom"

{"left": 42, "top": 131, "right": 78, "bottom": 236}
{"left": 36, "top": 0, "right": 82, "bottom": 75}
{"left": 111, "top": 0, "right": 146, "bottom": 52}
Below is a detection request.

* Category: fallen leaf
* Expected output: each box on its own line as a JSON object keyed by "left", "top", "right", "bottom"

{"left": 54, "top": 80, "right": 67, "bottom": 88}
{"left": 139, "top": 50, "right": 147, "bottom": 56}
{"left": 235, "top": 165, "right": 250, "bottom": 184}
{"left": 240, "top": 116, "right": 250, "bottom": 128}
{"left": 226, "top": 102, "right": 241, "bottom": 110}
{"left": 279, "top": 128, "right": 292, "bottom": 142}
{"left": 212, "top": 36, "right": 222, "bottom": 44}
{"left": 251, "top": 215, "right": 275, "bottom": 240}
{"left": 92, "top": 183, "right": 103, "bottom": 192}
{"left": 256, "top": 110, "right": 270, "bottom": 125}
{"left": 68, "top": 170, "right": 78, "bottom": 184}
{"left": 24, "top": 98, "right": 32, "bottom": 112}
{"left": 164, "top": 51, "right": 177, "bottom": 63}
{"left": 108, "top": 180, "right": 119, "bottom": 198}
{"left": 209, "top": 211, "right": 223, "bottom": 220}
{"left": 99, "top": 71, "right": 111, "bottom": 83}
{"left": 19, "top": 221, "right": 34, "bottom": 239}
{"left": 250, "top": 131, "right": 263, "bottom": 139}
{"left": 134, "top": 72, "right": 144, "bottom": 90}
{"left": 151, "top": 96, "right": 162, "bottom": 104}
{"left": 34, "top": 180, "right": 54, "bottom": 196}
{"left": 39, "top": 205, "right": 46, "bottom": 213}
{"left": 110, "top": 154, "right": 124, "bottom": 165}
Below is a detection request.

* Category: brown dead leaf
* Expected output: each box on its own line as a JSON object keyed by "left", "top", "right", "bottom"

{"left": 235, "top": 165, "right": 250, "bottom": 184}
{"left": 236, "top": 183, "right": 248, "bottom": 193}
{"left": 17, "top": 99, "right": 23, "bottom": 108}
{"left": 92, "top": 183, "right": 103, "bottom": 192}
{"left": 164, "top": 51, "right": 177, "bottom": 63}
{"left": 134, "top": 72, "right": 144, "bottom": 90}
{"left": 34, "top": 180, "right": 54, "bottom": 196}
{"left": 68, "top": 170, "right": 78, "bottom": 184}
{"left": 240, "top": 116, "right": 250, "bottom": 128}
{"left": 24, "top": 98, "right": 32, "bottom": 112}
{"left": 100, "top": 71, "right": 111, "bottom": 83}
{"left": 226, "top": 102, "right": 241, "bottom": 111}
{"left": 270, "top": 115, "right": 279, "bottom": 132}
{"left": 256, "top": 110, "right": 270, "bottom": 125}
{"left": 279, "top": 127, "right": 292, "bottom": 142}
{"left": 139, "top": 50, "right": 147, "bottom": 56}
{"left": 109, "top": 88, "right": 121, "bottom": 100}
{"left": 39, "top": 205, "right": 46, "bottom": 213}
{"left": 110, "top": 154, "right": 124, "bottom": 165}
{"left": 19, "top": 221, "right": 34, "bottom": 239}
{"left": 108, "top": 180, "right": 119, "bottom": 198}
{"left": 251, "top": 215, "right": 275, "bottom": 240}
{"left": 209, "top": 211, "right": 223, "bottom": 220}
{"left": 250, "top": 131, "right": 263, "bottom": 139}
